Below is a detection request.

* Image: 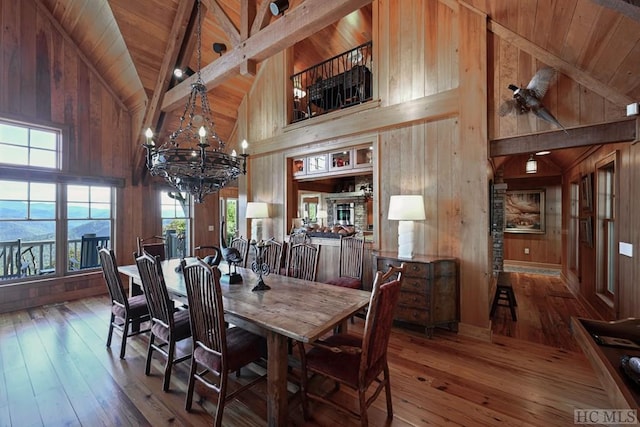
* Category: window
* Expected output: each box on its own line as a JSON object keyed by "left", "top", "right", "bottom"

{"left": 0, "top": 120, "right": 59, "bottom": 169}
{"left": 67, "top": 184, "right": 114, "bottom": 271}
{"left": 220, "top": 197, "right": 238, "bottom": 246}
{"left": 160, "top": 191, "right": 191, "bottom": 259}
{"left": 569, "top": 181, "right": 580, "bottom": 276}
{"left": 0, "top": 180, "right": 56, "bottom": 278}
{"left": 0, "top": 117, "right": 116, "bottom": 282}
{"left": 596, "top": 156, "right": 616, "bottom": 299}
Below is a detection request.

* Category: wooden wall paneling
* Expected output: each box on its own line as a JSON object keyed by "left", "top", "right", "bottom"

{"left": 515, "top": 49, "right": 536, "bottom": 135}
{"left": 1, "top": 1, "right": 20, "bottom": 115}
{"left": 437, "top": 118, "right": 461, "bottom": 257}
{"left": 36, "top": 11, "right": 52, "bottom": 121}
{"left": 75, "top": 59, "right": 90, "bottom": 175}
{"left": 20, "top": 0, "right": 37, "bottom": 118}
{"left": 561, "top": 0, "right": 600, "bottom": 65}
{"left": 546, "top": 0, "right": 578, "bottom": 57}
{"left": 63, "top": 35, "right": 78, "bottom": 169}
{"left": 49, "top": 18, "right": 64, "bottom": 124}
{"left": 556, "top": 72, "right": 580, "bottom": 129}
{"left": 591, "top": 16, "right": 640, "bottom": 84}
{"left": 579, "top": 8, "right": 622, "bottom": 71}
{"left": 579, "top": 81, "right": 605, "bottom": 124}
{"left": 458, "top": 3, "right": 489, "bottom": 332}
{"left": 424, "top": 122, "right": 439, "bottom": 254}
{"left": 497, "top": 37, "right": 518, "bottom": 136}
{"left": 436, "top": 1, "right": 458, "bottom": 93}
{"left": 516, "top": 0, "right": 537, "bottom": 41}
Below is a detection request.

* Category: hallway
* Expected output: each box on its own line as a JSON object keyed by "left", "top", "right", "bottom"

{"left": 491, "top": 271, "right": 603, "bottom": 352}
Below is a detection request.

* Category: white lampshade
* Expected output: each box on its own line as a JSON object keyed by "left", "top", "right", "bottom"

{"left": 526, "top": 155, "right": 537, "bottom": 174}
{"left": 246, "top": 202, "right": 269, "bottom": 219}
{"left": 388, "top": 195, "right": 426, "bottom": 220}
{"left": 316, "top": 210, "right": 328, "bottom": 219}
{"left": 388, "top": 195, "right": 426, "bottom": 259}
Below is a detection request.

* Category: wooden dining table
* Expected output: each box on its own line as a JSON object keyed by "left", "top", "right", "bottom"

{"left": 118, "top": 258, "right": 371, "bottom": 427}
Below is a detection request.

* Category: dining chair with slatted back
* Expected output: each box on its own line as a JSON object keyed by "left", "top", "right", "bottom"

{"left": 262, "top": 238, "right": 284, "bottom": 274}
{"left": 98, "top": 248, "right": 150, "bottom": 359}
{"left": 297, "top": 263, "right": 406, "bottom": 426}
{"left": 135, "top": 252, "right": 191, "bottom": 391}
{"left": 181, "top": 258, "right": 266, "bottom": 426}
{"left": 230, "top": 236, "right": 250, "bottom": 268}
{"left": 325, "top": 234, "right": 365, "bottom": 289}
{"left": 286, "top": 242, "right": 320, "bottom": 282}
{"left": 137, "top": 235, "right": 167, "bottom": 261}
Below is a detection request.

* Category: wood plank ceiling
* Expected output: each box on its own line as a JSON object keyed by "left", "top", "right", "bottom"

{"left": 38, "top": 0, "right": 639, "bottom": 173}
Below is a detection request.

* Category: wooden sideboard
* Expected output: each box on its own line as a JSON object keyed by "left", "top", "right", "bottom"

{"left": 373, "top": 251, "right": 459, "bottom": 337}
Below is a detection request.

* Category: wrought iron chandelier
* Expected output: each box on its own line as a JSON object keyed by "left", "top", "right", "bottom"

{"left": 143, "top": 0, "right": 248, "bottom": 203}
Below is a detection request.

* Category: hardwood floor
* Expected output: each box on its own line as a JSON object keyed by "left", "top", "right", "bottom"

{"left": 491, "top": 272, "right": 603, "bottom": 352}
{"left": 0, "top": 274, "right": 610, "bottom": 426}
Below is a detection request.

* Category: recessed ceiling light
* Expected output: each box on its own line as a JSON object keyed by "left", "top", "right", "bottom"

{"left": 535, "top": 150, "right": 551, "bottom": 155}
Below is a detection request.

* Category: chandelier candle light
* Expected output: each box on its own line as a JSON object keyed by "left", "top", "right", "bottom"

{"left": 143, "top": 0, "right": 248, "bottom": 203}
{"left": 388, "top": 195, "right": 426, "bottom": 259}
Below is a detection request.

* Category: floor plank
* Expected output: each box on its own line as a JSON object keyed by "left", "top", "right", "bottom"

{"left": 0, "top": 272, "right": 612, "bottom": 426}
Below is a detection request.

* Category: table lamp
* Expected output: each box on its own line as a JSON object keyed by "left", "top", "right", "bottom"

{"left": 316, "top": 209, "right": 328, "bottom": 227}
{"left": 388, "top": 195, "right": 426, "bottom": 259}
{"left": 246, "top": 202, "right": 269, "bottom": 242}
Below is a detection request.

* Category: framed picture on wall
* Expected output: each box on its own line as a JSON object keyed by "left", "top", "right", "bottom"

{"left": 581, "top": 173, "right": 593, "bottom": 213}
{"left": 504, "top": 189, "right": 545, "bottom": 234}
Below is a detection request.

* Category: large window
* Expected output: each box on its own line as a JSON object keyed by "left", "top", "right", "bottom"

{"left": 0, "top": 118, "right": 115, "bottom": 282}
{"left": 67, "top": 185, "right": 114, "bottom": 271}
{"left": 220, "top": 197, "right": 238, "bottom": 246}
{"left": 160, "top": 191, "right": 190, "bottom": 259}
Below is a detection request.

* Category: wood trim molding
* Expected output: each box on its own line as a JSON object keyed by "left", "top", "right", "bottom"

{"left": 489, "top": 117, "right": 638, "bottom": 157}
{"left": 487, "top": 19, "right": 633, "bottom": 107}
{"left": 161, "top": 0, "right": 374, "bottom": 112}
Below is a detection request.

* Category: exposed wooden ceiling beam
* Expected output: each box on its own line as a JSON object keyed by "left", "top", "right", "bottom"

{"left": 161, "top": 0, "right": 373, "bottom": 112}
{"left": 240, "top": 0, "right": 257, "bottom": 76}
{"left": 132, "top": 0, "right": 195, "bottom": 185}
{"left": 489, "top": 118, "right": 638, "bottom": 157}
{"left": 590, "top": 0, "right": 640, "bottom": 22}
{"left": 250, "top": 0, "right": 271, "bottom": 36}
{"left": 204, "top": 0, "right": 241, "bottom": 46}
{"left": 488, "top": 20, "right": 633, "bottom": 106}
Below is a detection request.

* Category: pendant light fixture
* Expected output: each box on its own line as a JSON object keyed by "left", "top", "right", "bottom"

{"left": 525, "top": 154, "right": 538, "bottom": 174}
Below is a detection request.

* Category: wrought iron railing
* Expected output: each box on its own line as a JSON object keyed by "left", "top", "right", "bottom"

{"left": 291, "top": 41, "right": 373, "bottom": 123}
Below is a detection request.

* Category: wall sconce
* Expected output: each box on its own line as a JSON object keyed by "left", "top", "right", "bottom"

{"left": 213, "top": 42, "right": 227, "bottom": 56}
{"left": 246, "top": 202, "right": 269, "bottom": 241}
{"left": 388, "top": 195, "right": 426, "bottom": 259}
{"left": 526, "top": 154, "right": 538, "bottom": 174}
{"left": 270, "top": 0, "right": 289, "bottom": 16}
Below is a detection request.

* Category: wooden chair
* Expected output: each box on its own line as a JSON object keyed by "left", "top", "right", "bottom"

{"left": 285, "top": 242, "right": 320, "bottom": 282}
{"left": 262, "top": 238, "right": 284, "bottom": 274}
{"left": 80, "top": 234, "right": 110, "bottom": 269}
{"left": 136, "top": 235, "right": 166, "bottom": 261}
{"left": 181, "top": 258, "right": 266, "bottom": 426}
{"left": 282, "top": 231, "right": 310, "bottom": 275}
{"left": 297, "top": 263, "right": 405, "bottom": 426}
{"left": 325, "top": 235, "right": 365, "bottom": 289}
{"left": 98, "top": 248, "right": 150, "bottom": 359}
{"left": 229, "top": 236, "right": 250, "bottom": 268}
{"left": 135, "top": 252, "right": 191, "bottom": 391}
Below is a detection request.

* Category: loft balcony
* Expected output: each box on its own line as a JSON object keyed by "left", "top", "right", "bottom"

{"left": 291, "top": 41, "right": 373, "bottom": 123}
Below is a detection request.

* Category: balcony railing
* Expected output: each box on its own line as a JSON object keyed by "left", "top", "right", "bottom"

{"left": 291, "top": 41, "right": 373, "bottom": 123}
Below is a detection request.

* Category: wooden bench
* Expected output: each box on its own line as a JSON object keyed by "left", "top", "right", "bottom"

{"left": 490, "top": 271, "right": 517, "bottom": 321}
